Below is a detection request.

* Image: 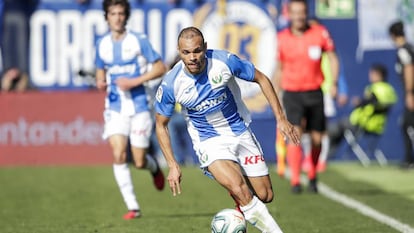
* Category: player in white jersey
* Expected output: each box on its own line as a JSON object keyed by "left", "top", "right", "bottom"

{"left": 155, "top": 27, "right": 300, "bottom": 233}
{"left": 95, "top": 0, "right": 167, "bottom": 220}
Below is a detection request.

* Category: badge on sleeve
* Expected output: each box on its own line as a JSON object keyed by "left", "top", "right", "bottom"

{"left": 156, "top": 86, "right": 163, "bottom": 103}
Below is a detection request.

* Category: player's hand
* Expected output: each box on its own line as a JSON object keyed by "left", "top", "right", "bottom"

{"left": 167, "top": 163, "right": 182, "bottom": 196}
{"left": 277, "top": 118, "right": 300, "bottom": 145}
{"left": 115, "top": 77, "right": 140, "bottom": 91}
{"left": 336, "top": 94, "right": 348, "bottom": 107}
{"left": 96, "top": 79, "right": 107, "bottom": 91}
{"left": 330, "top": 83, "right": 338, "bottom": 99}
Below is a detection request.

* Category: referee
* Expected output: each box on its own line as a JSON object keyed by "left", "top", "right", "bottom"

{"left": 274, "top": 0, "right": 339, "bottom": 193}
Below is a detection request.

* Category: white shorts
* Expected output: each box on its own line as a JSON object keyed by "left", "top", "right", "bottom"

{"left": 102, "top": 110, "right": 153, "bottom": 148}
{"left": 197, "top": 129, "right": 269, "bottom": 177}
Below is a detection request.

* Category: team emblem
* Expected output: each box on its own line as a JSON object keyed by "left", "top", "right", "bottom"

{"left": 212, "top": 74, "right": 223, "bottom": 84}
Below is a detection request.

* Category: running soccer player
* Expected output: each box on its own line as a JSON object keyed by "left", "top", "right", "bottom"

{"left": 274, "top": 0, "right": 339, "bottom": 193}
{"left": 155, "top": 27, "right": 300, "bottom": 233}
{"left": 95, "top": 0, "right": 167, "bottom": 219}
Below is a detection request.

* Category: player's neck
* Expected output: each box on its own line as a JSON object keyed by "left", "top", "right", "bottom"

{"left": 111, "top": 29, "right": 127, "bottom": 41}
{"left": 395, "top": 37, "right": 406, "bottom": 47}
{"left": 290, "top": 25, "right": 308, "bottom": 36}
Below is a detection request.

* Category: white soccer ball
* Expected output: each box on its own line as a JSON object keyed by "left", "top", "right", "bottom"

{"left": 211, "top": 208, "right": 247, "bottom": 233}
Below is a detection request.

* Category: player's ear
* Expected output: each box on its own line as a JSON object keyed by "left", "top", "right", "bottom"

{"left": 203, "top": 42, "right": 207, "bottom": 51}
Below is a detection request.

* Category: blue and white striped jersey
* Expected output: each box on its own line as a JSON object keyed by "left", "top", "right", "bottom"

{"left": 95, "top": 31, "right": 161, "bottom": 116}
{"left": 155, "top": 49, "right": 255, "bottom": 142}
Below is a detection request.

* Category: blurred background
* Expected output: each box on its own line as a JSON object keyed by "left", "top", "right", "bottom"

{"left": 1, "top": 0, "right": 413, "bottom": 166}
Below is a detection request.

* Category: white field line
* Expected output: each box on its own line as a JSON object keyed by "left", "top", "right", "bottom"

{"left": 295, "top": 173, "right": 414, "bottom": 233}
{"left": 318, "top": 182, "right": 414, "bottom": 233}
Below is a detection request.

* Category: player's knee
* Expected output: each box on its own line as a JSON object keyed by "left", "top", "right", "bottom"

{"left": 256, "top": 188, "right": 274, "bottom": 203}
{"left": 112, "top": 151, "right": 126, "bottom": 164}
{"left": 133, "top": 159, "right": 146, "bottom": 169}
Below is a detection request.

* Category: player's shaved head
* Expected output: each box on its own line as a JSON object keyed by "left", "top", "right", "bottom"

{"left": 177, "top": 27, "right": 207, "bottom": 75}
{"left": 177, "top": 27, "right": 205, "bottom": 45}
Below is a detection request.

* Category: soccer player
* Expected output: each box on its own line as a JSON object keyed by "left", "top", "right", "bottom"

{"left": 95, "top": 0, "right": 167, "bottom": 219}
{"left": 274, "top": 0, "right": 339, "bottom": 193}
{"left": 155, "top": 27, "right": 300, "bottom": 233}
{"left": 389, "top": 21, "right": 414, "bottom": 169}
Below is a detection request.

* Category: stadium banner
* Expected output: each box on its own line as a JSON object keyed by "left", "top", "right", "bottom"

{"left": 356, "top": 0, "right": 414, "bottom": 61}
{"left": 29, "top": 0, "right": 278, "bottom": 116}
{"left": 0, "top": 91, "right": 112, "bottom": 166}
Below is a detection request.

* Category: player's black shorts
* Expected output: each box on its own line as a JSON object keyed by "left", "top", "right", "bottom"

{"left": 282, "top": 89, "right": 326, "bottom": 132}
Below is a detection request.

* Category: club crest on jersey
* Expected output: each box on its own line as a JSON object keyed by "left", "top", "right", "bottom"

{"left": 209, "top": 72, "right": 229, "bottom": 89}
{"left": 212, "top": 74, "right": 223, "bottom": 84}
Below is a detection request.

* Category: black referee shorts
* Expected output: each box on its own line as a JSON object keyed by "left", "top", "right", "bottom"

{"left": 282, "top": 89, "right": 326, "bottom": 132}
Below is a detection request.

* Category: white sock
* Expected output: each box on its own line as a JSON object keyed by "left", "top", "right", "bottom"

{"left": 240, "top": 196, "right": 283, "bottom": 233}
{"left": 320, "top": 134, "right": 330, "bottom": 162}
{"left": 145, "top": 155, "right": 158, "bottom": 174}
{"left": 113, "top": 163, "right": 140, "bottom": 211}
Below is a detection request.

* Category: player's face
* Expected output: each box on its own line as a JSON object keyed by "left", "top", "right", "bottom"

{"left": 288, "top": 2, "right": 307, "bottom": 30}
{"left": 106, "top": 4, "right": 127, "bottom": 34}
{"left": 178, "top": 36, "right": 207, "bottom": 75}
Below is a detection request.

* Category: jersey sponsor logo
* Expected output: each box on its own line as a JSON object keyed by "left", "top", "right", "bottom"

{"left": 188, "top": 92, "right": 227, "bottom": 112}
{"left": 108, "top": 64, "right": 136, "bottom": 75}
{"left": 156, "top": 86, "right": 163, "bottom": 103}
{"left": 244, "top": 155, "right": 264, "bottom": 165}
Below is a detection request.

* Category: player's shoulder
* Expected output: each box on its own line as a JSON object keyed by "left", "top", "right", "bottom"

{"left": 127, "top": 30, "right": 149, "bottom": 40}
{"left": 277, "top": 28, "right": 293, "bottom": 43}
{"left": 402, "top": 43, "right": 414, "bottom": 55}
{"left": 398, "top": 45, "right": 414, "bottom": 64}
{"left": 206, "top": 49, "right": 233, "bottom": 61}
{"left": 277, "top": 28, "right": 291, "bottom": 37}
{"left": 95, "top": 32, "right": 111, "bottom": 47}
{"left": 162, "top": 61, "right": 185, "bottom": 85}
{"left": 310, "top": 24, "right": 328, "bottom": 32}
{"left": 309, "top": 24, "right": 331, "bottom": 38}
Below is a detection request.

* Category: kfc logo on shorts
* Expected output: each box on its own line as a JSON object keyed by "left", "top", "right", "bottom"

{"left": 132, "top": 129, "right": 149, "bottom": 136}
{"left": 244, "top": 155, "right": 264, "bottom": 165}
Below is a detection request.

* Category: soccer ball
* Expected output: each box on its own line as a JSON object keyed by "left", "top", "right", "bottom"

{"left": 211, "top": 209, "right": 247, "bottom": 233}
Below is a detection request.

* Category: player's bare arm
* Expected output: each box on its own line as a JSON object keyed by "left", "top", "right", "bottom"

{"left": 116, "top": 60, "right": 167, "bottom": 91}
{"left": 155, "top": 113, "right": 182, "bottom": 196}
{"left": 326, "top": 50, "right": 339, "bottom": 98}
{"left": 404, "top": 63, "right": 414, "bottom": 110}
{"left": 272, "top": 62, "right": 283, "bottom": 94}
{"left": 253, "top": 69, "right": 300, "bottom": 145}
{"left": 95, "top": 68, "right": 107, "bottom": 91}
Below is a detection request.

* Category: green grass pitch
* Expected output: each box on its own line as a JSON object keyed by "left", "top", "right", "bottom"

{"left": 0, "top": 163, "right": 413, "bottom": 233}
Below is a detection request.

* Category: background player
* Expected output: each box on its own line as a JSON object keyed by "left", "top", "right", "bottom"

{"left": 274, "top": 0, "right": 339, "bottom": 193}
{"left": 389, "top": 21, "right": 414, "bottom": 169}
{"left": 155, "top": 27, "right": 300, "bottom": 233}
{"left": 95, "top": 0, "right": 166, "bottom": 219}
